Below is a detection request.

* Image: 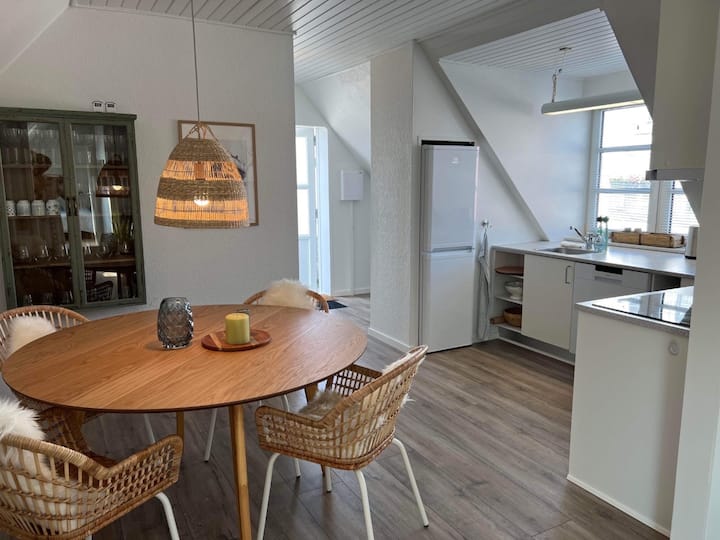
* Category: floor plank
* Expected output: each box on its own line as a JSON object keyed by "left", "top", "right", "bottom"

{"left": 0, "top": 295, "right": 666, "bottom": 539}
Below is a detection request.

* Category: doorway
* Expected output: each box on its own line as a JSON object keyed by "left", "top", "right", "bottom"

{"left": 296, "top": 126, "right": 330, "bottom": 293}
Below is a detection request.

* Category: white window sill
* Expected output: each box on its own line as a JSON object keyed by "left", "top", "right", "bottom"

{"left": 609, "top": 242, "right": 686, "bottom": 254}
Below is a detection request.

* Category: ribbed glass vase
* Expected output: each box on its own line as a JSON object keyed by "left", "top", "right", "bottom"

{"left": 157, "top": 297, "right": 193, "bottom": 349}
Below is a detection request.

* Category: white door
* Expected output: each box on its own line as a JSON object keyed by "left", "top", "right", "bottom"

{"left": 522, "top": 255, "right": 575, "bottom": 349}
{"left": 420, "top": 250, "right": 475, "bottom": 352}
{"left": 296, "top": 127, "right": 319, "bottom": 290}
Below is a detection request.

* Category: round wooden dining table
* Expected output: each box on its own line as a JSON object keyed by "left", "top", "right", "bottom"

{"left": 3, "top": 304, "right": 367, "bottom": 540}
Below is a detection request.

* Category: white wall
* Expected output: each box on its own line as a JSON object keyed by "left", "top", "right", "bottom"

{"left": 671, "top": 8, "right": 720, "bottom": 537}
{"left": 370, "top": 44, "right": 415, "bottom": 350}
{"left": 0, "top": 0, "right": 68, "bottom": 76}
{"left": 295, "top": 86, "right": 371, "bottom": 296}
{"left": 0, "top": 7, "right": 297, "bottom": 315}
{"left": 299, "top": 64, "right": 371, "bottom": 171}
{"left": 441, "top": 61, "right": 591, "bottom": 240}
{"left": 582, "top": 71, "right": 638, "bottom": 96}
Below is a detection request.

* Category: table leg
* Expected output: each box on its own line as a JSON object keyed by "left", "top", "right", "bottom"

{"left": 230, "top": 404, "right": 252, "bottom": 540}
{"left": 175, "top": 412, "right": 184, "bottom": 441}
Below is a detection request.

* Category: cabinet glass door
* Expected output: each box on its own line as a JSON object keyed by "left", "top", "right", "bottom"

{"left": 0, "top": 121, "right": 74, "bottom": 306}
{"left": 70, "top": 123, "right": 138, "bottom": 304}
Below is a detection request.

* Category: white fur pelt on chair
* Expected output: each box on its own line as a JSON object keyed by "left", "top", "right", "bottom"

{"left": 6, "top": 316, "right": 56, "bottom": 357}
{"left": 261, "top": 279, "right": 315, "bottom": 309}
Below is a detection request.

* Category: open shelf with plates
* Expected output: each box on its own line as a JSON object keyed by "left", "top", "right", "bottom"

{"left": 0, "top": 107, "right": 145, "bottom": 308}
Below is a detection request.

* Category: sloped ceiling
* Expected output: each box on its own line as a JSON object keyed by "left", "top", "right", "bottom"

{"left": 443, "top": 9, "right": 628, "bottom": 79}
{"left": 0, "top": 1, "right": 70, "bottom": 76}
{"left": 71, "top": 0, "right": 604, "bottom": 83}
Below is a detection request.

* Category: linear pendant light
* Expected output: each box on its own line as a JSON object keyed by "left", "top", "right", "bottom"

{"left": 154, "top": 0, "right": 249, "bottom": 228}
{"left": 541, "top": 90, "right": 644, "bottom": 116}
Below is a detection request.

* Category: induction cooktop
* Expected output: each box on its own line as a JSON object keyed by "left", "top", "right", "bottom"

{"left": 592, "top": 288, "right": 693, "bottom": 327}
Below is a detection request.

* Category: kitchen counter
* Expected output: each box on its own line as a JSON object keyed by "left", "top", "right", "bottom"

{"left": 576, "top": 287, "right": 693, "bottom": 337}
{"left": 495, "top": 241, "right": 696, "bottom": 278}
{"left": 570, "top": 287, "right": 690, "bottom": 535}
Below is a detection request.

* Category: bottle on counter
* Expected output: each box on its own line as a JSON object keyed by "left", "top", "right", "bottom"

{"left": 595, "top": 216, "right": 609, "bottom": 252}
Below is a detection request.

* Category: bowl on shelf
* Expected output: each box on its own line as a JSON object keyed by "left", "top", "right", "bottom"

{"left": 503, "top": 306, "right": 522, "bottom": 327}
{"left": 504, "top": 281, "right": 523, "bottom": 300}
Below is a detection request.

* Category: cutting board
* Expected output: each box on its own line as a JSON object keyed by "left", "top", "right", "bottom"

{"left": 201, "top": 329, "right": 271, "bottom": 351}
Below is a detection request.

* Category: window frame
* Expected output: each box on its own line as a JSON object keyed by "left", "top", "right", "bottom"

{"left": 586, "top": 105, "right": 685, "bottom": 235}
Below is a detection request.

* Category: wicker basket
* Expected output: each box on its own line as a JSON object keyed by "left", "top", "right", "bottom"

{"left": 503, "top": 306, "right": 522, "bottom": 327}
{"left": 640, "top": 233, "right": 684, "bottom": 248}
{"left": 611, "top": 231, "right": 640, "bottom": 244}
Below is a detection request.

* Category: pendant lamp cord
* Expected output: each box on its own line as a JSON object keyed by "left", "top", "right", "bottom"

{"left": 190, "top": 0, "right": 201, "bottom": 129}
{"left": 551, "top": 46, "right": 571, "bottom": 103}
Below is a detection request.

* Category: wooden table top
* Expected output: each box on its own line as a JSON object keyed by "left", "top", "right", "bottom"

{"left": 3, "top": 305, "right": 367, "bottom": 413}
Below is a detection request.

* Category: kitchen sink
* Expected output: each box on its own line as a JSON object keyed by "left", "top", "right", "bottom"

{"left": 538, "top": 247, "right": 596, "bottom": 255}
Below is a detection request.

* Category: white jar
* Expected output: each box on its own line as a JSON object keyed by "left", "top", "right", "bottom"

{"left": 5, "top": 200, "right": 15, "bottom": 216}
{"left": 16, "top": 200, "right": 30, "bottom": 216}
{"left": 31, "top": 199, "right": 45, "bottom": 216}
{"left": 45, "top": 199, "right": 60, "bottom": 215}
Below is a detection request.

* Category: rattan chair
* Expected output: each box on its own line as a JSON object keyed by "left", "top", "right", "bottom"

{"left": 254, "top": 345, "right": 430, "bottom": 540}
{"left": 0, "top": 412, "right": 183, "bottom": 540}
{"left": 0, "top": 306, "right": 88, "bottom": 365}
{"left": 0, "top": 306, "right": 157, "bottom": 445}
{"left": 243, "top": 288, "right": 330, "bottom": 313}
{"left": 201, "top": 287, "right": 329, "bottom": 464}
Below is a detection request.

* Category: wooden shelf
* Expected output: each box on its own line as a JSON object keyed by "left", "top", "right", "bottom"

{"left": 493, "top": 321, "right": 522, "bottom": 333}
{"left": 13, "top": 260, "right": 70, "bottom": 269}
{"left": 9, "top": 215, "right": 61, "bottom": 220}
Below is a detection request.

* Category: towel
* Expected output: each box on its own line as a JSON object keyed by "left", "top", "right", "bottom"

{"left": 560, "top": 240, "right": 586, "bottom": 248}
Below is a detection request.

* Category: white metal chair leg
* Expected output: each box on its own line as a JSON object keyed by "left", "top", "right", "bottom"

{"left": 155, "top": 492, "right": 180, "bottom": 540}
{"left": 392, "top": 438, "right": 429, "bottom": 527}
{"left": 280, "top": 394, "right": 302, "bottom": 477}
{"left": 257, "top": 453, "right": 280, "bottom": 540}
{"left": 354, "top": 469, "right": 375, "bottom": 540}
{"left": 143, "top": 414, "right": 156, "bottom": 444}
{"left": 324, "top": 467, "right": 333, "bottom": 492}
{"left": 203, "top": 408, "right": 218, "bottom": 462}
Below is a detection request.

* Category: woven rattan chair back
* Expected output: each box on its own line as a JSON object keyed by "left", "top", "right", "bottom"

{"left": 0, "top": 306, "right": 89, "bottom": 365}
{"left": 0, "top": 432, "right": 182, "bottom": 539}
{"left": 257, "top": 345, "right": 427, "bottom": 470}
{"left": 243, "top": 288, "right": 330, "bottom": 313}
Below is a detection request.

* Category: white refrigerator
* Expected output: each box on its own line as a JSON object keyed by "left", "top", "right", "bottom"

{"left": 419, "top": 144, "right": 479, "bottom": 352}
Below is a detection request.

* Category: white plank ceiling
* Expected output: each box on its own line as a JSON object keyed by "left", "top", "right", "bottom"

{"left": 444, "top": 9, "right": 627, "bottom": 79}
{"left": 72, "top": 0, "right": 622, "bottom": 82}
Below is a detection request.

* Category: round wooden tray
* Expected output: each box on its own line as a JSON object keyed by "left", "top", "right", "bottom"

{"left": 201, "top": 329, "right": 271, "bottom": 352}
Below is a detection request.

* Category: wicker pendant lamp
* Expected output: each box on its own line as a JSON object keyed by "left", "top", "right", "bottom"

{"left": 154, "top": 0, "right": 249, "bottom": 228}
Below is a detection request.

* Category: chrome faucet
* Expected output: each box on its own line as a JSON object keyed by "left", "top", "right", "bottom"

{"left": 572, "top": 227, "right": 600, "bottom": 251}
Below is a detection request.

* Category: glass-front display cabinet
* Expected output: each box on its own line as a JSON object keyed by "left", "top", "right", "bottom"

{"left": 0, "top": 108, "right": 145, "bottom": 308}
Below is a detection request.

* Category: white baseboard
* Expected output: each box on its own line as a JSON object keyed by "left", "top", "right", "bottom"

{"left": 333, "top": 287, "right": 370, "bottom": 296}
{"left": 367, "top": 327, "right": 409, "bottom": 352}
{"left": 566, "top": 474, "right": 670, "bottom": 537}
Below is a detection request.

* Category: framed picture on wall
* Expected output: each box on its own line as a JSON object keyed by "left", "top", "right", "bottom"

{"left": 178, "top": 120, "right": 259, "bottom": 226}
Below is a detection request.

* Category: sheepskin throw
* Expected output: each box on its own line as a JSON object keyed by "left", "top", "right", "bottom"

{"left": 7, "top": 316, "right": 57, "bottom": 356}
{"left": 0, "top": 399, "right": 48, "bottom": 475}
{"left": 261, "top": 279, "right": 315, "bottom": 310}
{"left": 298, "top": 391, "right": 343, "bottom": 420}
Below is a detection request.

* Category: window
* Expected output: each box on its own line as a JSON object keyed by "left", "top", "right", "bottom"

{"left": 588, "top": 105, "right": 698, "bottom": 235}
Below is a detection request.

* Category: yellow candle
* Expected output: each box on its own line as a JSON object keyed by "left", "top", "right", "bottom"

{"left": 225, "top": 312, "right": 250, "bottom": 344}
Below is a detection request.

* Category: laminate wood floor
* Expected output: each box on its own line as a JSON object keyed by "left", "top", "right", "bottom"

{"left": 2, "top": 296, "right": 666, "bottom": 539}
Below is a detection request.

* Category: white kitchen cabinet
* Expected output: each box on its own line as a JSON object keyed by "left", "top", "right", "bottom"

{"left": 521, "top": 255, "right": 574, "bottom": 349}
{"left": 569, "top": 309, "right": 687, "bottom": 534}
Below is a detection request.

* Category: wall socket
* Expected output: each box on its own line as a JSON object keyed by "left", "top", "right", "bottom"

{"left": 104, "top": 101, "right": 116, "bottom": 113}
{"left": 91, "top": 100, "right": 103, "bottom": 112}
